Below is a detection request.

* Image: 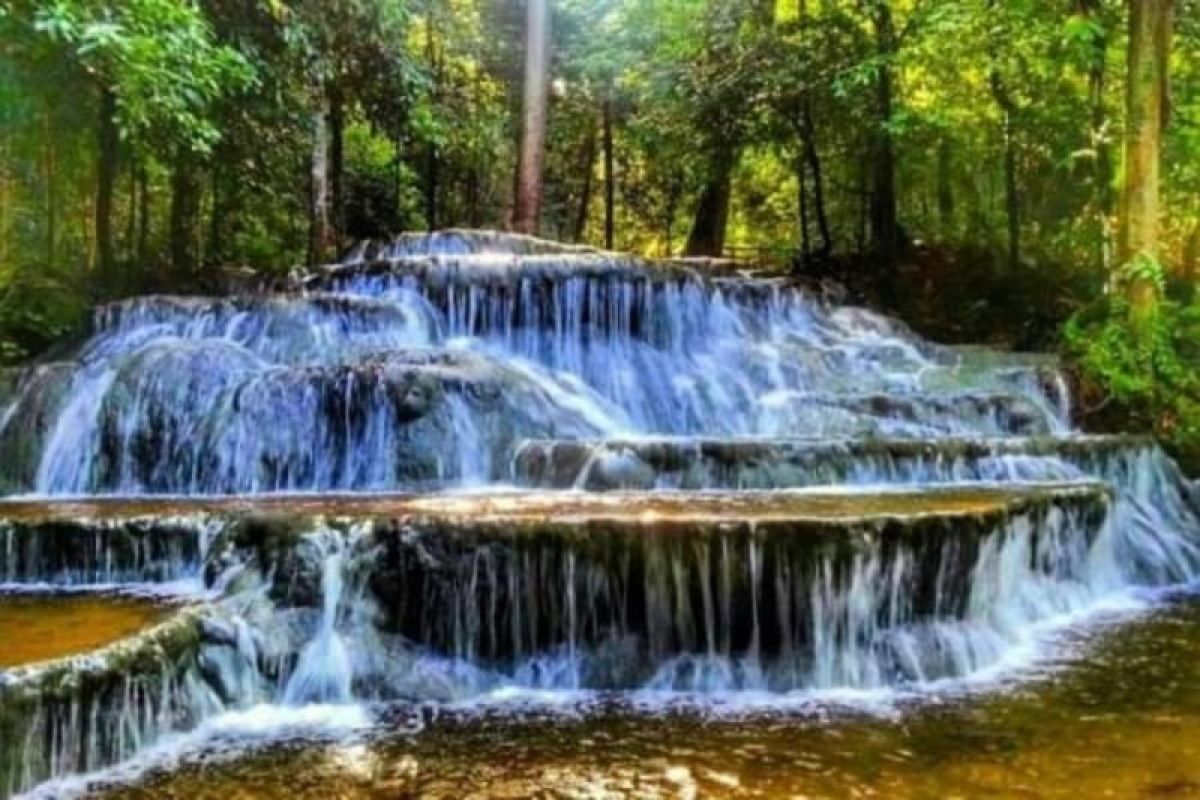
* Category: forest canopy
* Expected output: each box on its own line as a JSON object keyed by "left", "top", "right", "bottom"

{"left": 0, "top": 0, "right": 1197, "bottom": 459}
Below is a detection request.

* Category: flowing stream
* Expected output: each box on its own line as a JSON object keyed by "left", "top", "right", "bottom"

{"left": 0, "top": 231, "right": 1196, "bottom": 798}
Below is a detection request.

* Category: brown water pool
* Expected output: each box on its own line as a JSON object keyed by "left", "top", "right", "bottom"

{"left": 0, "top": 592, "right": 171, "bottom": 669}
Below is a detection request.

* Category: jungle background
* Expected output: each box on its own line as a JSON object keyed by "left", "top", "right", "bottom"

{"left": 0, "top": 0, "right": 1197, "bottom": 466}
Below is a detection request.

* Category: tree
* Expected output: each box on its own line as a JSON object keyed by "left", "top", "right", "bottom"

{"left": 866, "top": 0, "right": 902, "bottom": 266}
{"left": 11, "top": 0, "right": 252, "bottom": 283}
{"left": 514, "top": 0, "right": 550, "bottom": 235}
{"left": 1119, "top": 0, "right": 1174, "bottom": 322}
{"left": 987, "top": 0, "right": 1021, "bottom": 270}
{"left": 681, "top": 0, "right": 764, "bottom": 257}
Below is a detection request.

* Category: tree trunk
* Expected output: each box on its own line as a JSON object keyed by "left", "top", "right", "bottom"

{"left": 869, "top": 0, "right": 902, "bottom": 266}
{"left": 329, "top": 87, "right": 345, "bottom": 246}
{"left": 856, "top": 159, "right": 869, "bottom": 258}
{"left": 0, "top": 144, "right": 7, "bottom": 268}
{"left": 424, "top": 14, "right": 440, "bottom": 232}
{"left": 684, "top": 147, "right": 734, "bottom": 257}
{"left": 664, "top": 182, "right": 681, "bottom": 257}
{"left": 603, "top": 94, "right": 616, "bottom": 250}
{"left": 936, "top": 137, "right": 954, "bottom": 235}
{"left": 1075, "top": 0, "right": 1112, "bottom": 217}
{"left": 137, "top": 165, "right": 150, "bottom": 270}
{"left": 466, "top": 166, "right": 482, "bottom": 228}
{"left": 794, "top": 0, "right": 830, "bottom": 261}
{"left": 1183, "top": 220, "right": 1199, "bottom": 290}
{"left": 799, "top": 100, "right": 832, "bottom": 259}
{"left": 124, "top": 158, "right": 138, "bottom": 263}
{"left": 309, "top": 93, "right": 332, "bottom": 266}
{"left": 989, "top": 67, "right": 1020, "bottom": 269}
{"left": 169, "top": 150, "right": 201, "bottom": 279}
{"left": 0, "top": 141, "right": 8, "bottom": 269}
{"left": 96, "top": 87, "right": 119, "bottom": 284}
{"left": 425, "top": 141, "right": 439, "bottom": 232}
{"left": 573, "top": 115, "right": 596, "bottom": 243}
{"left": 208, "top": 160, "right": 224, "bottom": 267}
{"left": 797, "top": 157, "right": 810, "bottom": 259}
{"left": 1120, "top": 0, "right": 1173, "bottom": 330}
{"left": 1119, "top": 0, "right": 1172, "bottom": 293}
{"left": 43, "top": 114, "right": 57, "bottom": 268}
{"left": 513, "top": 0, "right": 550, "bottom": 235}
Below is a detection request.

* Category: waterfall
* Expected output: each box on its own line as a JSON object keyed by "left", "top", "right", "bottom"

{"left": 0, "top": 234, "right": 1073, "bottom": 496}
{"left": 281, "top": 529, "right": 358, "bottom": 706}
{"left": 0, "top": 230, "right": 1197, "bottom": 799}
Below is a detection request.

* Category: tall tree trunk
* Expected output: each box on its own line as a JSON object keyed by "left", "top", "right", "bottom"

{"left": 684, "top": 147, "right": 735, "bottom": 258}
{"left": 513, "top": 0, "right": 550, "bottom": 235}
{"left": 603, "top": 94, "right": 616, "bottom": 250}
{"left": 208, "top": 160, "right": 224, "bottom": 267}
{"left": 424, "top": 13, "right": 440, "bottom": 232}
{"left": 0, "top": 143, "right": 7, "bottom": 268}
{"left": 868, "top": 0, "right": 902, "bottom": 266}
{"left": 1077, "top": 0, "right": 1113, "bottom": 216}
{"left": 169, "top": 150, "right": 201, "bottom": 279}
{"left": 43, "top": 114, "right": 57, "bottom": 268}
{"left": 664, "top": 182, "right": 681, "bottom": 257}
{"left": 1077, "top": 0, "right": 1113, "bottom": 270}
{"left": 393, "top": 131, "right": 407, "bottom": 230}
{"left": 331, "top": 91, "right": 345, "bottom": 247}
{"left": 936, "top": 136, "right": 954, "bottom": 235}
{"left": 425, "top": 140, "right": 439, "bottom": 231}
{"left": 136, "top": 166, "right": 150, "bottom": 269}
{"left": 573, "top": 115, "right": 596, "bottom": 243}
{"left": 856, "top": 158, "right": 869, "bottom": 258}
{"left": 796, "top": 157, "right": 810, "bottom": 259}
{"left": 800, "top": 100, "right": 832, "bottom": 259}
{"left": 1119, "top": 0, "right": 1172, "bottom": 294}
{"left": 794, "top": 1, "right": 830, "bottom": 260}
{"left": 96, "top": 87, "right": 119, "bottom": 284}
{"left": 309, "top": 93, "right": 332, "bottom": 266}
{"left": 989, "top": 67, "right": 1020, "bottom": 269}
{"left": 328, "top": 87, "right": 345, "bottom": 247}
{"left": 466, "top": 69, "right": 483, "bottom": 228}
{"left": 1184, "top": 220, "right": 1199, "bottom": 287}
{"left": 124, "top": 157, "right": 137, "bottom": 263}
{"left": 466, "top": 166, "right": 482, "bottom": 228}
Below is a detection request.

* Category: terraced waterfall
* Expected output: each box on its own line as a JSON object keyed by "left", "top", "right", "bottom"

{"left": 0, "top": 231, "right": 1198, "bottom": 798}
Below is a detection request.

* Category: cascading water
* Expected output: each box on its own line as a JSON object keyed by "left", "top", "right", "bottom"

{"left": 281, "top": 527, "right": 365, "bottom": 706}
{"left": 0, "top": 234, "right": 1073, "bottom": 496}
{"left": 0, "top": 230, "right": 1196, "bottom": 798}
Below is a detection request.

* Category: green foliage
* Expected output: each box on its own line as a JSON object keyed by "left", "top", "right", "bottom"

{"left": 0, "top": 267, "right": 87, "bottom": 362}
{"left": 1066, "top": 260, "right": 1200, "bottom": 467}
{"left": 19, "top": 0, "right": 255, "bottom": 151}
{"left": 0, "top": 0, "right": 1193, "bottom": 452}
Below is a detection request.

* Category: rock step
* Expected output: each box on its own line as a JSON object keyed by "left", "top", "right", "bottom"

{"left": 511, "top": 434, "right": 1162, "bottom": 491}
{"left": 0, "top": 482, "right": 1105, "bottom": 528}
{"left": 0, "top": 482, "right": 1137, "bottom": 789}
{"left": 0, "top": 347, "right": 605, "bottom": 496}
{"left": 206, "top": 483, "right": 1111, "bottom": 695}
{"left": 0, "top": 514, "right": 211, "bottom": 586}
{"left": 0, "top": 483, "right": 1107, "bottom": 591}
{"left": 0, "top": 597, "right": 204, "bottom": 798}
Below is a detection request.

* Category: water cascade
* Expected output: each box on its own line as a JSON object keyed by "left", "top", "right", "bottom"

{"left": 0, "top": 230, "right": 1196, "bottom": 797}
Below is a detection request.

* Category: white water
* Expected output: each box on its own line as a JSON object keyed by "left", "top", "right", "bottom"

{"left": 0, "top": 236, "right": 1070, "bottom": 496}
{"left": 282, "top": 531, "right": 356, "bottom": 706}
{"left": 0, "top": 231, "right": 1197, "bottom": 798}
